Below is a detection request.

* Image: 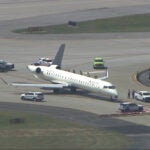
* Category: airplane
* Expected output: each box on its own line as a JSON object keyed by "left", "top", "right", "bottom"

{"left": 11, "top": 45, "right": 118, "bottom": 99}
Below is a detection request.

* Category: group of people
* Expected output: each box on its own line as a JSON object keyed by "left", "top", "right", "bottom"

{"left": 128, "top": 89, "right": 136, "bottom": 99}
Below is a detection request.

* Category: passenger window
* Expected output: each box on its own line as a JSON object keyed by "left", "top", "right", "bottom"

{"left": 103, "top": 86, "right": 108, "bottom": 89}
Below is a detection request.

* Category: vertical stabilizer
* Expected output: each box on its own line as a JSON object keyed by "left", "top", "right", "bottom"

{"left": 52, "top": 44, "right": 65, "bottom": 68}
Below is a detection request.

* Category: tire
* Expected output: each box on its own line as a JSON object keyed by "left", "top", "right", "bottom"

{"left": 138, "top": 107, "right": 143, "bottom": 112}
{"left": 21, "top": 96, "right": 24, "bottom": 100}
{"left": 33, "top": 98, "right": 36, "bottom": 101}
{"left": 121, "top": 110, "right": 125, "bottom": 113}
{"left": 1, "top": 68, "right": 5, "bottom": 72}
{"left": 53, "top": 89, "right": 60, "bottom": 94}
{"left": 134, "top": 96, "right": 137, "bottom": 100}
{"left": 125, "top": 108, "right": 129, "bottom": 112}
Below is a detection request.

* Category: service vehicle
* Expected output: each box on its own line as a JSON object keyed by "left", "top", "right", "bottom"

{"left": 0, "top": 60, "right": 14, "bottom": 72}
{"left": 39, "top": 57, "right": 53, "bottom": 65}
{"left": 93, "top": 57, "right": 105, "bottom": 69}
{"left": 20, "top": 92, "right": 44, "bottom": 101}
{"left": 33, "top": 57, "right": 53, "bottom": 66}
{"left": 134, "top": 91, "right": 150, "bottom": 102}
{"left": 119, "top": 102, "right": 143, "bottom": 112}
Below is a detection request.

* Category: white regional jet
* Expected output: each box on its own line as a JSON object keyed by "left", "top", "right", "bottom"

{"left": 12, "top": 64, "right": 118, "bottom": 99}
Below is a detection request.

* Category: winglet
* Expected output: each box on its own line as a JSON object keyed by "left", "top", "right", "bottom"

{"left": 52, "top": 44, "right": 65, "bottom": 67}
{"left": 98, "top": 68, "right": 108, "bottom": 80}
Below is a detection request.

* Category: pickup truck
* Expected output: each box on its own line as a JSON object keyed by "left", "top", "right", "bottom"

{"left": 134, "top": 91, "right": 150, "bottom": 102}
{"left": 0, "top": 60, "right": 14, "bottom": 72}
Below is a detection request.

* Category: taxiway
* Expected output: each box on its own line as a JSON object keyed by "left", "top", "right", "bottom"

{"left": 0, "top": 0, "right": 150, "bottom": 149}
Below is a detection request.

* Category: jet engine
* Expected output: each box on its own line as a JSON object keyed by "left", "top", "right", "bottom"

{"left": 36, "top": 67, "right": 42, "bottom": 73}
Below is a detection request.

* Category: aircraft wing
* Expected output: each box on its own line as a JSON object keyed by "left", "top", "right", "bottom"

{"left": 82, "top": 69, "right": 108, "bottom": 80}
{"left": 11, "top": 82, "right": 69, "bottom": 89}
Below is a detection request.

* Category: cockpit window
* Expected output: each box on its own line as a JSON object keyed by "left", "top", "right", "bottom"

{"left": 103, "top": 85, "right": 116, "bottom": 89}
{"left": 103, "top": 86, "right": 108, "bottom": 89}
{"left": 109, "top": 86, "right": 116, "bottom": 89}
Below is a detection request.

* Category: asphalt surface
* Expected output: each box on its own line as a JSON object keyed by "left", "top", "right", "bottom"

{"left": 0, "top": 102, "right": 150, "bottom": 150}
{"left": 0, "top": 0, "right": 150, "bottom": 149}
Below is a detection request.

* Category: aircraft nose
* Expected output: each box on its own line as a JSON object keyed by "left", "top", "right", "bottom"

{"left": 27, "top": 65, "right": 31, "bottom": 71}
{"left": 113, "top": 90, "right": 118, "bottom": 98}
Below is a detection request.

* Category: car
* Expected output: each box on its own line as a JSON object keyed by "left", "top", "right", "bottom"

{"left": 0, "top": 60, "right": 14, "bottom": 72}
{"left": 20, "top": 92, "right": 44, "bottom": 101}
{"left": 119, "top": 102, "right": 143, "bottom": 112}
{"left": 134, "top": 91, "right": 150, "bottom": 102}
{"left": 93, "top": 57, "right": 105, "bottom": 69}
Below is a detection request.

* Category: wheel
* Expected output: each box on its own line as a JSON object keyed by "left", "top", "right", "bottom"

{"left": 53, "top": 89, "right": 60, "bottom": 94}
{"left": 21, "top": 96, "right": 25, "bottom": 100}
{"left": 71, "top": 87, "right": 76, "bottom": 93}
{"left": 138, "top": 107, "right": 143, "bottom": 112}
{"left": 134, "top": 96, "right": 137, "bottom": 100}
{"left": 125, "top": 108, "right": 129, "bottom": 112}
{"left": 121, "top": 110, "right": 125, "bottom": 113}
{"left": 33, "top": 98, "right": 36, "bottom": 101}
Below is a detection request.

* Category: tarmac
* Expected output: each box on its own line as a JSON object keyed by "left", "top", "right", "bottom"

{"left": 0, "top": 0, "right": 150, "bottom": 149}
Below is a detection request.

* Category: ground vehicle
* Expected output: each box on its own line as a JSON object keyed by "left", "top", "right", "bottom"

{"left": 119, "top": 102, "right": 143, "bottom": 112}
{"left": 38, "top": 57, "right": 53, "bottom": 66}
{"left": 0, "top": 60, "right": 14, "bottom": 72}
{"left": 93, "top": 57, "right": 105, "bottom": 69}
{"left": 33, "top": 57, "right": 53, "bottom": 66}
{"left": 134, "top": 91, "right": 150, "bottom": 102}
{"left": 20, "top": 92, "right": 44, "bottom": 101}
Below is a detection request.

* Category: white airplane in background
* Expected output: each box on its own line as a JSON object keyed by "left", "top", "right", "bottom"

{"left": 11, "top": 45, "right": 118, "bottom": 99}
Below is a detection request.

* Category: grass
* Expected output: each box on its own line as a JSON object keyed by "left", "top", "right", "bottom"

{"left": 13, "top": 14, "right": 150, "bottom": 34}
{"left": 0, "top": 111, "right": 131, "bottom": 149}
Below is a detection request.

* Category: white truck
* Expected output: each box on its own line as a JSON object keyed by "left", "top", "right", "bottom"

{"left": 134, "top": 91, "right": 150, "bottom": 102}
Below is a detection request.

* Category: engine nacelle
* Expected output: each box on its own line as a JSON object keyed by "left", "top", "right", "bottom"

{"left": 36, "top": 67, "right": 41, "bottom": 73}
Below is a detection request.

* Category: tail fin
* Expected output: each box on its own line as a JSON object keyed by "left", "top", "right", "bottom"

{"left": 52, "top": 44, "right": 65, "bottom": 67}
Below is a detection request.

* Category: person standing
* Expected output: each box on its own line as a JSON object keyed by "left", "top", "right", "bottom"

{"left": 128, "top": 89, "right": 131, "bottom": 99}
{"left": 132, "top": 89, "right": 135, "bottom": 99}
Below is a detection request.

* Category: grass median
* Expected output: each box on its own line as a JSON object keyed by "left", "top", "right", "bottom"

{"left": 13, "top": 14, "right": 150, "bottom": 34}
{"left": 0, "top": 111, "right": 131, "bottom": 149}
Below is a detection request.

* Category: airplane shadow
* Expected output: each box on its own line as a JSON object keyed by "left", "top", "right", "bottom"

{"left": 42, "top": 89, "right": 122, "bottom": 103}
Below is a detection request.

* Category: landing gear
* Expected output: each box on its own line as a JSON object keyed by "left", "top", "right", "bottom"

{"left": 110, "top": 95, "right": 118, "bottom": 101}
{"left": 70, "top": 87, "right": 76, "bottom": 93}
{"left": 53, "top": 89, "right": 60, "bottom": 94}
